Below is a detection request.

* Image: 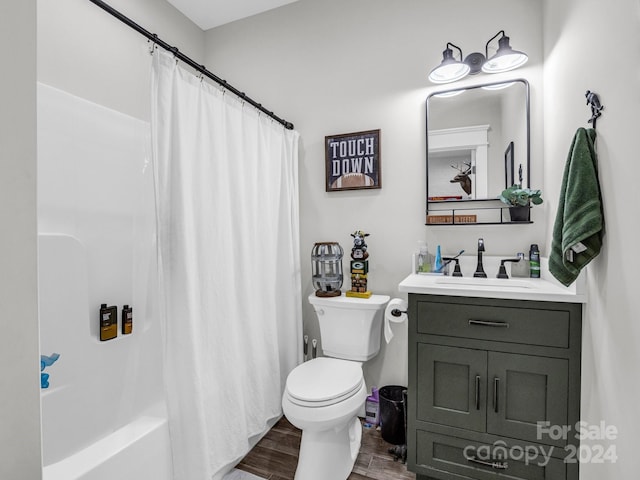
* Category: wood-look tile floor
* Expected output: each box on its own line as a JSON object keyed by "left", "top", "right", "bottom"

{"left": 236, "top": 417, "right": 416, "bottom": 480}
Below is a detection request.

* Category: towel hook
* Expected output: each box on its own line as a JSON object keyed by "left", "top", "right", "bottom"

{"left": 586, "top": 90, "right": 604, "bottom": 130}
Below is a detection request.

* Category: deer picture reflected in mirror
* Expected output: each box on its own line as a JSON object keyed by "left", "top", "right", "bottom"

{"left": 426, "top": 79, "right": 530, "bottom": 204}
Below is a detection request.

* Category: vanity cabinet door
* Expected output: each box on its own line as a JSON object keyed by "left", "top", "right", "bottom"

{"left": 487, "top": 352, "right": 569, "bottom": 447}
{"left": 417, "top": 343, "right": 487, "bottom": 432}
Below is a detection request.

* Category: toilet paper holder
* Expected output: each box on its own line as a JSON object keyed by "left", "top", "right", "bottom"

{"left": 385, "top": 298, "right": 408, "bottom": 344}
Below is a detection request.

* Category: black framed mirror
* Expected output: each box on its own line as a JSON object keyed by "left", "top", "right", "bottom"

{"left": 426, "top": 79, "right": 530, "bottom": 207}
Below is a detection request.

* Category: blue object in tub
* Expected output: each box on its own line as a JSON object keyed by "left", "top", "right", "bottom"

{"left": 40, "top": 353, "right": 60, "bottom": 389}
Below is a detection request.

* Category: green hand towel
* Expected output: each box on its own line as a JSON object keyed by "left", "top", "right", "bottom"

{"left": 549, "top": 128, "right": 604, "bottom": 287}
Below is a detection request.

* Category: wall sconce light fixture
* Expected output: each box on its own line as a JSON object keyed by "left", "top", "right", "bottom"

{"left": 428, "top": 42, "right": 470, "bottom": 84}
{"left": 428, "top": 30, "right": 528, "bottom": 84}
{"left": 482, "top": 31, "right": 528, "bottom": 73}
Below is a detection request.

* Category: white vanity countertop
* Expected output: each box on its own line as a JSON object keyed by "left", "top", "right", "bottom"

{"left": 398, "top": 256, "right": 586, "bottom": 303}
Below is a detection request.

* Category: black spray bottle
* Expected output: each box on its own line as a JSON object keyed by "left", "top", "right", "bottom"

{"left": 529, "top": 244, "right": 540, "bottom": 278}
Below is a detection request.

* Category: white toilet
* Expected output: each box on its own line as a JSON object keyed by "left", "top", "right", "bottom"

{"left": 282, "top": 293, "right": 390, "bottom": 480}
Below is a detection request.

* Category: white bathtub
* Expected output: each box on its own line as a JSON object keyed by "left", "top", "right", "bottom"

{"left": 42, "top": 415, "right": 172, "bottom": 480}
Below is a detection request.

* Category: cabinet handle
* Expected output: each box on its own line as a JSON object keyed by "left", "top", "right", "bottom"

{"left": 467, "top": 456, "right": 509, "bottom": 470}
{"left": 475, "top": 375, "right": 480, "bottom": 410}
{"left": 468, "top": 319, "right": 509, "bottom": 328}
{"left": 493, "top": 377, "right": 500, "bottom": 413}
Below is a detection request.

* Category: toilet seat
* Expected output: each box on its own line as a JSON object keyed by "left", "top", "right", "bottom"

{"left": 286, "top": 358, "right": 363, "bottom": 408}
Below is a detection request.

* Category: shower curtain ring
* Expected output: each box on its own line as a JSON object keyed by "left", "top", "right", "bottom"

{"left": 147, "top": 40, "right": 157, "bottom": 56}
{"left": 148, "top": 34, "right": 160, "bottom": 55}
{"left": 169, "top": 46, "right": 179, "bottom": 64}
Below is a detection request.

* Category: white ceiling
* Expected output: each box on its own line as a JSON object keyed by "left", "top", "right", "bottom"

{"left": 166, "top": 0, "right": 299, "bottom": 30}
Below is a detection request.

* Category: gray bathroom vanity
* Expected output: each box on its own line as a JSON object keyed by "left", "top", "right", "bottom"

{"left": 399, "top": 260, "right": 585, "bottom": 480}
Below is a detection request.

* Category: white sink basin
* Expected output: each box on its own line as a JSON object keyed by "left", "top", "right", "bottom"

{"left": 399, "top": 256, "right": 585, "bottom": 303}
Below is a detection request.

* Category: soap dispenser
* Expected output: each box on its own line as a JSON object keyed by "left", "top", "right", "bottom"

{"left": 413, "top": 241, "right": 431, "bottom": 274}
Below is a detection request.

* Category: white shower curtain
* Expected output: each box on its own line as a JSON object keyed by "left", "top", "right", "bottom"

{"left": 150, "top": 49, "right": 301, "bottom": 480}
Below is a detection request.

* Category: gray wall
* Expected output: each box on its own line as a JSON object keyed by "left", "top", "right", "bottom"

{"left": 0, "top": 2, "right": 41, "bottom": 479}
{"left": 38, "top": 0, "right": 206, "bottom": 121}
{"left": 543, "top": 0, "right": 640, "bottom": 477}
{"left": 205, "top": 0, "right": 544, "bottom": 390}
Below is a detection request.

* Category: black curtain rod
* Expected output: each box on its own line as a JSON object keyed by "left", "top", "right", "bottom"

{"left": 88, "top": 0, "right": 294, "bottom": 130}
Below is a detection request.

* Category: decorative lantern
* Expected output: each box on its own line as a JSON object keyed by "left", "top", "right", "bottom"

{"left": 311, "top": 242, "right": 344, "bottom": 297}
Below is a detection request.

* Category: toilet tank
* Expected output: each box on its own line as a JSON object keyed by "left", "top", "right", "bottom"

{"left": 308, "top": 293, "right": 390, "bottom": 361}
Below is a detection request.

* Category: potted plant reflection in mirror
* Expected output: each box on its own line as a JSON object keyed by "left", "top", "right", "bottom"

{"left": 499, "top": 184, "right": 543, "bottom": 222}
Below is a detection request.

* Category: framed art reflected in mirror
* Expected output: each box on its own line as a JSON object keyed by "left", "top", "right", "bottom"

{"left": 505, "top": 141, "right": 514, "bottom": 188}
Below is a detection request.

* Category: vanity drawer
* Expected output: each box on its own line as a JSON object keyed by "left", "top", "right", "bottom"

{"left": 415, "top": 430, "right": 566, "bottom": 480}
{"left": 416, "top": 300, "right": 570, "bottom": 348}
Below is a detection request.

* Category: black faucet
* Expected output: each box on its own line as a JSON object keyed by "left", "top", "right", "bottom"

{"left": 443, "top": 258, "right": 463, "bottom": 277}
{"left": 474, "top": 238, "right": 487, "bottom": 278}
{"left": 497, "top": 258, "right": 522, "bottom": 279}
{"left": 442, "top": 250, "right": 465, "bottom": 277}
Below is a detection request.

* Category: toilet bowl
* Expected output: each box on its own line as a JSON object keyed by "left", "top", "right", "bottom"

{"left": 282, "top": 358, "right": 367, "bottom": 480}
{"left": 282, "top": 293, "right": 390, "bottom": 480}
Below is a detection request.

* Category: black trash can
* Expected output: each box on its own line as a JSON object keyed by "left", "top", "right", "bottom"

{"left": 379, "top": 385, "right": 407, "bottom": 445}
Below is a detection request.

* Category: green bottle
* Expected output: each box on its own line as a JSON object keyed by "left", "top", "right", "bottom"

{"left": 529, "top": 244, "right": 540, "bottom": 278}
